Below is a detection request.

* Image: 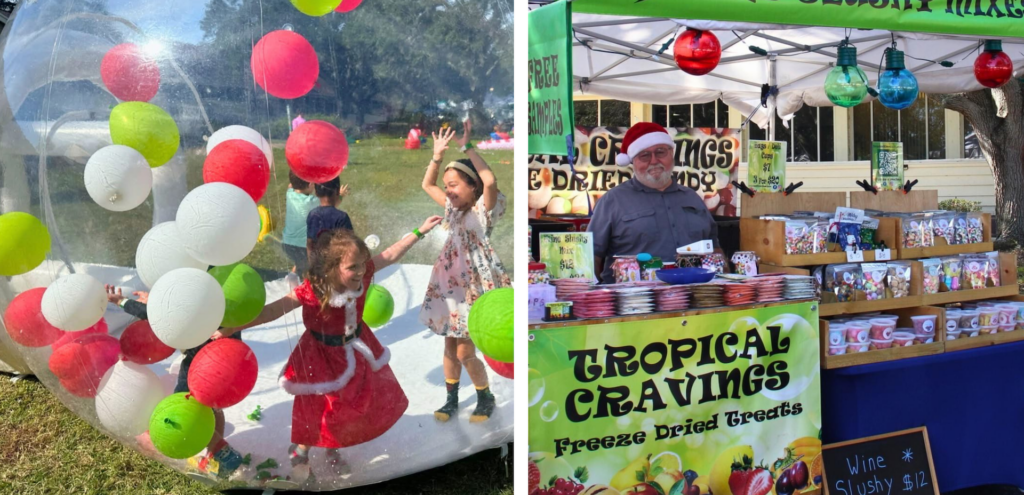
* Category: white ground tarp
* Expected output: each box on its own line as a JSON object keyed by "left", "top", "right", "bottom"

{"left": 571, "top": 17, "right": 1024, "bottom": 128}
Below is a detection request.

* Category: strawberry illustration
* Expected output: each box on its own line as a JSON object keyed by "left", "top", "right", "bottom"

{"left": 729, "top": 455, "right": 774, "bottom": 495}
{"left": 529, "top": 461, "right": 541, "bottom": 494}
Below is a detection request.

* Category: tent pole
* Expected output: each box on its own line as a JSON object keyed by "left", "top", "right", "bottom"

{"left": 768, "top": 54, "right": 777, "bottom": 142}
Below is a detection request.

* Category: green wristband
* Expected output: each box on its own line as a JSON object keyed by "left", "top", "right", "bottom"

{"left": 461, "top": 142, "right": 474, "bottom": 153}
{"left": 413, "top": 228, "right": 424, "bottom": 239}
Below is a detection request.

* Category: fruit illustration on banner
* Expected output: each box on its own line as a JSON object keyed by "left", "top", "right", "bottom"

{"left": 727, "top": 456, "right": 773, "bottom": 495}
{"left": 709, "top": 446, "right": 754, "bottom": 495}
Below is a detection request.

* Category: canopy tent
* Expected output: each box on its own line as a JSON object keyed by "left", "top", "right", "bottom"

{"left": 567, "top": 16, "right": 1024, "bottom": 130}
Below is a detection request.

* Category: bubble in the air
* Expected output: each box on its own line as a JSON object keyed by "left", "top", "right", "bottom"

{"left": 282, "top": 23, "right": 295, "bottom": 31}
{"left": 364, "top": 234, "right": 380, "bottom": 250}
{"left": 527, "top": 369, "right": 545, "bottom": 407}
{"left": 539, "top": 401, "right": 559, "bottom": 422}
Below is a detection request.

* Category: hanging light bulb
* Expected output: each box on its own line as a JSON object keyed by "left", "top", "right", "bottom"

{"left": 673, "top": 29, "right": 721, "bottom": 76}
{"left": 877, "top": 48, "right": 919, "bottom": 110}
{"left": 974, "top": 40, "right": 1013, "bottom": 88}
{"left": 824, "top": 45, "right": 869, "bottom": 108}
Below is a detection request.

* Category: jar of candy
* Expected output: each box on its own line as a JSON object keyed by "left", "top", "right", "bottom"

{"left": 637, "top": 253, "right": 663, "bottom": 281}
{"left": 611, "top": 256, "right": 641, "bottom": 283}
{"left": 528, "top": 262, "right": 550, "bottom": 285}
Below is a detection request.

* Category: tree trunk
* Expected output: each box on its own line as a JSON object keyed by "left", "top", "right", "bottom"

{"left": 945, "top": 79, "right": 1024, "bottom": 243}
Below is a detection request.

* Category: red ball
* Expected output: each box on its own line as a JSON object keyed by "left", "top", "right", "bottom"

{"left": 285, "top": 120, "right": 349, "bottom": 183}
{"left": 251, "top": 30, "right": 319, "bottom": 99}
{"left": 101, "top": 43, "right": 160, "bottom": 102}
{"left": 484, "top": 355, "right": 514, "bottom": 379}
{"left": 120, "top": 320, "right": 175, "bottom": 364}
{"left": 673, "top": 29, "right": 721, "bottom": 76}
{"left": 3, "top": 288, "right": 65, "bottom": 347}
{"left": 335, "top": 0, "right": 363, "bottom": 12}
{"left": 51, "top": 318, "right": 108, "bottom": 351}
{"left": 975, "top": 49, "right": 1013, "bottom": 89}
{"left": 203, "top": 140, "right": 271, "bottom": 202}
{"left": 48, "top": 333, "right": 120, "bottom": 398}
{"left": 187, "top": 338, "right": 258, "bottom": 409}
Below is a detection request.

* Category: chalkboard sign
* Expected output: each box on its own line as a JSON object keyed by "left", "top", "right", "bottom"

{"left": 822, "top": 427, "right": 938, "bottom": 495}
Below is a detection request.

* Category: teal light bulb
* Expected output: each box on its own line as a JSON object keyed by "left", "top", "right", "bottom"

{"left": 824, "top": 46, "right": 868, "bottom": 108}
{"left": 877, "top": 49, "right": 919, "bottom": 110}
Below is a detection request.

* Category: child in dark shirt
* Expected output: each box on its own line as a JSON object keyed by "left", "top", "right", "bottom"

{"left": 106, "top": 284, "right": 245, "bottom": 479}
{"left": 306, "top": 177, "right": 353, "bottom": 255}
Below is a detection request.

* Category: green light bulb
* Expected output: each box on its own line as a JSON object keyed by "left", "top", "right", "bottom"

{"left": 824, "top": 46, "right": 868, "bottom": 108}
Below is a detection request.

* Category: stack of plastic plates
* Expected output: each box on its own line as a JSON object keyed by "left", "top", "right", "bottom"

{"left": 653, "top": 285, "right": 691, "bottom": 312}
{"left": 783, "top": 275, "right": 817, "bottom": 300}
{"left": 551, "top": 278, "right": 594, "bottom": 300}
{"left": 565, "top": 290, "right": 616, "bottom": 319}
{"left": 615, "top": 287, "right": 655, "bottom": 315}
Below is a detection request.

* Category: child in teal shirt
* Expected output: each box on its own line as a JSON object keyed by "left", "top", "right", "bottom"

{"left": 283, "top": 172, "right": 319, "bottom": 275}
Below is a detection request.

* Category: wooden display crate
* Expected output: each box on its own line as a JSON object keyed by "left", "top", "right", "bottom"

{"left": 819, "top": 305, "right": 945, "bottom": 369}
{"left": 740, "top": 191, "right": 846, "bottom": 218}
{"left": 896, "top": 213, "right": 993, "bottom": 259}
{"left": 740, "top": 217, "right": 899, "bottom": 267}
{"left": 849, "top": 190, "right": 938, "bottom": 213}
{"left": 943, "top": 295, "right": 1024, "bottom": 352}
{"left": 919, "top": 251, "right": 1018, "bottom": 305}
{"left": 819, "top": 260, "right": 923, "bottom": 317}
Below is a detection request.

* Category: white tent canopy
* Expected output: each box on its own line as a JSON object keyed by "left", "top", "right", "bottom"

{"left": 571, "top": 16, "right": 1024, "bottom": 129}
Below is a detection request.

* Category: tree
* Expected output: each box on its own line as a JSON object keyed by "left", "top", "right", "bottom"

{"left": 942, "top": 79, "right": 1024, "bottom": 242}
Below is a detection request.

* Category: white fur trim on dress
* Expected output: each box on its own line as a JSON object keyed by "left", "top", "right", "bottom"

{"left": 328, "top": 285, "right": 364, "bottom": 336}
{"left": 280, "top": 338, "right": 392, "bottom": 396}
{"left": 624, "top": 132, "right": 676, "bottom": 163}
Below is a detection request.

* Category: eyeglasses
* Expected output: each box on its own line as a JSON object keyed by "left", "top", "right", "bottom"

{"left": 633, "top": 147, "right": 672, "bottom": 164}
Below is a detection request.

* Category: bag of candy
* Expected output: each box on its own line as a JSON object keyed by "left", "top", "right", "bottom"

{"left": 921, "top": 258, "right": 941, "bottom": 294}
{"left": 966, "top": 212, "right": 985, "bottom": 244}
{"left": 827, "top": 264, "right": 861, "bottom": 302}
{"left": 902, "top": 213, "right": 927, "bottom": 248}
{"left": 931, "top": 212, "right": 954, "bottom": 245}
{"left": 986, "top": 251, "right": 1001, "bottom": 287}
{"left": 785, "top": 220, "right": 810, "bottom": 254}
{"left": 861, "top": 217, "right": 879, "bottom": 250}
{"left": 886, "top": 261, "right": 912, "bottom": 298}
{"left": 940, "top": 256, "right": 963, "bottom": 292}
{"left": 959, "top": 255, "right": 989, "bottom": 290}
{"left": 860, "top": 263, "right": 888, "bottom": 300}
{"left": 809, "top": 219, "right": 829, "bottom": 253}
{"left": 952, "top": 213, "right": 969, "bottom": 245}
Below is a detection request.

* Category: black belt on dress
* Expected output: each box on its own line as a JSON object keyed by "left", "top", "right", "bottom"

{"left": 310, "top": 327, "right": 361, "bottom": 347}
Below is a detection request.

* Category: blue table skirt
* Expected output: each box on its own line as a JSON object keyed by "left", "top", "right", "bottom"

{"left": 822, "top": 340, "right": 1024, "bottom": 491}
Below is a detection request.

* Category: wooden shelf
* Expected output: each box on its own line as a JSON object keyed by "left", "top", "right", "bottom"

{"left": 529, "top": 299, "right": 817, "bottom": 330}
{"left": 740, "top": 217, "right": 899, "bottom": 267}
{"left": 819, "top": 296, "right": 923, "bottom": 317}
{"left": 822, "top": 342, "right": 945, "bottom": 369}
{"left": 921, "top": 285, "right": 1019, "bottom": 305}
{"left": 944, "top": 329, "right": 1024, "bottom": 352}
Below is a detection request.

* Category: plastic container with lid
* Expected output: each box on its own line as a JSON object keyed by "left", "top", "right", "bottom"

{"left": 528, "top": 262, "right": 551, "bottom": 285}
{"left": 637, "top": 253, "right": 663, "bottom": 281}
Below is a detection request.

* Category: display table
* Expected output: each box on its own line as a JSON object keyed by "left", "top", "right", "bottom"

{"left": 822, "top": 341, "right": 1024, "bottom": 491}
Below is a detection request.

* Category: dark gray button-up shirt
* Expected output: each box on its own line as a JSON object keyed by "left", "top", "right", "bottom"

{"left": 587, "top": 178, "right": 719, "bottom": 283}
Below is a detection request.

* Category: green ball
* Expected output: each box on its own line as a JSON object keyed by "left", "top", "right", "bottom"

{"left": 0, "top": 212, "right": 51, "bottom": 277}
{"left": 363, "top": 284, "right": 394, "bottom": 329}
{"left": 468, "top": 288, "right": 513, "bottom": 363}
{"left": 209, "top": 263, "right": 266, "bottom": 328}
{"left": 290, "top": 0, "right": 343, "bottom": 16}
{"left": 109, "top": 102, "right": 180, "bottom": 168}
{"left": 148, "top": 392, "right": 215, "bottom": 459}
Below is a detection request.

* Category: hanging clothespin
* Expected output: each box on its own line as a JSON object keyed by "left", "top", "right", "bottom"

{"left": 856, "top": 180, "right": 878, "bottom": 194}
{"left": 902, "top": 179, "right": 919, "bottom": 194}
{"left": 732, "top": 180, "right": 756, "bottom": 198}
{"left": 783, "top": 182, "right": 804, "bottom": 196}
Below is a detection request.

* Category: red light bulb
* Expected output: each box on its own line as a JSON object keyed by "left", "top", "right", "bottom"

{"left": 673, "top": 29, "right": 721, "bottom": 76}
{"left": 975, "top": 40, "right": 1014, "bottom": 89}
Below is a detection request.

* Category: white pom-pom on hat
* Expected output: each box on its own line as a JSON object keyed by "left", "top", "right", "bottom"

{"left": 616, "top": 153, "right": 632, "bottom": 166}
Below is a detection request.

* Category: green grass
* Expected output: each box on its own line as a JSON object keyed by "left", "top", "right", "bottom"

{"left": 38, "top": 137, "right": 514, "bottom": 278}
{"left": 0, "top": 376, "right": 514, "bottom": 494}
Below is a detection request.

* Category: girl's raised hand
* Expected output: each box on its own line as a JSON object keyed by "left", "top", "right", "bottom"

{"left": 105, "top": 285, "right": 124, "bottom": 305}
{"left": 457, "top": 119, "right": 472, "bottom": 148}
{"left": 419, "top": 215, "right": 443, "bottom": 235}
{"left": 432, "top": 127, "right": 456, "bottom": 156}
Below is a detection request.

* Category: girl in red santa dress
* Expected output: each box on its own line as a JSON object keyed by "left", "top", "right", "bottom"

{"left": 217, "top": 216, "right": 442, "bottom": 477}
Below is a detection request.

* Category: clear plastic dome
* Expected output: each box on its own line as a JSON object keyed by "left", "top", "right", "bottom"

{"left": 0, "top": 0, "right": 513, "bottom": 490}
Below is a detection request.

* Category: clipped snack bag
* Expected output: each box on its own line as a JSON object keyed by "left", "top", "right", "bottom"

{"left": 784, "top": 220, "right": 809, "bottom": 254}
{"left": 932, "top": 212, "right": 954, "bottom": 245}
{"left": 953, "top": 213, "right": 970, "bottom": 245}
{"left": 861, "top": 217, "right": 879, "bottom": 250}
{"left": 940, "top": 256, "right": 962, "bottom": 292}
{"left": 902, "top": 214, "right": 926, "bottom": 248}
{"left": 731, "top": 251, "right": 759, "bottom": 276}
{"left": 960, "top": 255, "right": 989, "bottom": 290}
{"left": 813, "top": 265, "right": 825, "bottom": 298}
{"left": 809, "top": 219, "right": 829, "bottom": 253}
{"left": 986, "top": 251, "right": 1001, "bottom": 287}
{"left": 886, "top": 261, "right": 912, "bottom": 298}
{"left": 966, "top": 212, "right": 985, "bottom": 244}
{"left": 921, "top": 258, "right": 941, "bottom": 294}
{"left": 860, "top": 263, "right": 888, "bottom": 300}
{"left": 827, "top": 264, "right": 861, "bottom": 302}
{"left": 920, "top": 214, "right": 935, "bottom": 247}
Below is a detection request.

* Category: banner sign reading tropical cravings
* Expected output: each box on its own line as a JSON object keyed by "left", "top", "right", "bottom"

{"left": 528, "top": 127, "right": 741, "bottom": 217}
{"left": 529, "top": 0, "right": 575, "bottom": 155}
{"left": 572, "top": 0, "right": 1024, "bottom": 39}
{"left": 528, "top": 302, "right": 822, "bottom": 495}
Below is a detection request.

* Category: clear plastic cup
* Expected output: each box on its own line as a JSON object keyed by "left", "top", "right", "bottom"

{"left": 870, "top": 339, "right": 894, "bottom": 350}
{"left": 996, "top": 305, "right": 1017, "bottom": 325}
{"left": 979, "top": 309, "right": 1000, "bottom": 326}
{"left": 893, "top": 331, "right": 915, "bottom": 347}
{"left": 845, "top": 323, "right": 870, "bottom": 344}
{"left": 913, "top": 335, "right": 935, "bottom": 345}
{"left": 847, "top": 342, "right": 869, "bottom": 353}
{"left": 999, "top": 323, "right": 1015, "bottom": 333}
{"left": 980, "top": 325, "right": 999, "bottom": 335}
{"left": 910, "top": 315, "right": 937, "bottom": 335}
{"left": 961, "top": 328, "right": 980, "bottom": 338}
{"left": 946, "top": 329, "right": 961, "bottom": 340}
{"left": 828, "top": 344, "right": 848, "bottom": 356}
{"left": 960, "top": 311, "right": 980, "bottom": 330}
{"left": 943, "top": 314, "right": 959, "bottom": 333}
{"left": 828, "top": 324, "right": 847, "bottom": 346}
{"left": 869, "top": 319, "right": 896, "bottom": 340}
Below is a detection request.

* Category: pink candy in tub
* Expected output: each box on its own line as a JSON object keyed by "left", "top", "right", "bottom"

{"left": 845, "top": 323, "right": 870, "bottom": 344}
{"left": 980, "top": 325, "right": 999, "bottom": 335}
{"left": 893, "top": 330, "right": 915, "bottom": 347}
{"left": 910, "top": 315, "right": 937, "bottom": 335}
{"left": 828, "top": 323, "right": 847, "bottom": 346}
{"left": 869, "top": 319, "right": 895, "bottom": 340}
{"left": 869, "top": 339, "right": 894, "bottom": 350}
{"left": 999, "top": 323, "right": 1016, "bottom": 333}
{"left": 996, "top": 304, "right": 1017, "bottom": 325}
{"left": 829, "top": 343, "right": 848, "bottom": 356}
{"left": 847, "top": 342, "right": 870, "bottom": 353}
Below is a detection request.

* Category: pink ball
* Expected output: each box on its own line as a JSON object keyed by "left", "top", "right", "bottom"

{"left": 251, "top": 30, "right": 319, "bottom": 99}
{"left": 120, "top": 320, "right": 176, "bottom": 364}
{"left": 285, "top": 120, "right": 349, "bottom": 183}
{"left": 203, "top": 140, "right": 271, "bottom": 202}
{"left": 101, "top": 43, "right": 160, "bottom": 102}
{"left": 187, "top": 338, "right": 258, "bottom": 409}
{"left": 484, "top": 355, "right": 513, "bottom": 379}
{"left": 335, "top": 0, "right": 363, "bottom": 12}
{"left": 3, "top": 288, "right": 66, "bottom": 347}
{"left": 48, "top": 333, "right": 120, "bottom": 398}
{"left": 51, "top": 318, "right": 109, "bottom": 351}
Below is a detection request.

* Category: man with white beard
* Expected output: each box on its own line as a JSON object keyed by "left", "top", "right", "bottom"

{"left": 587, "top": 122, "right": 720, "bottom": 284}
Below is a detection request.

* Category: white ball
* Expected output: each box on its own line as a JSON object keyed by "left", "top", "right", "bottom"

{"left": 175, "top": 182, "right": 260, "bottom": 266}
{"left": 83, "top": 145, "right": 153, "bottom": 212}
{"left": 96, "top": 361, "right": 165, "bottom": 437}
{"left": 207, "top": 125, "right": 274, "bottom": 168}
{"left": 41, "top": 273, "right": 107, "bottom": 331}
{"left": 136, "top": 222, "right": 207, "bottom": 288}
{"left": 148, "top": 268, "right": 226, "bottom": 349}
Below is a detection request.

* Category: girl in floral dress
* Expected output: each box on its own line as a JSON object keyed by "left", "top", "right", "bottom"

{"left": 217, "top": 217, "right": 442, "bottom": 477}
{"left": 420, "top": 121, "right": 511, "bottom": 423}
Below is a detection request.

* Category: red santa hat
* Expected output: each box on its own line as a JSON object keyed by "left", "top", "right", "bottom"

{"left": 616, "top": 122, "right": 676, "bottom": 166}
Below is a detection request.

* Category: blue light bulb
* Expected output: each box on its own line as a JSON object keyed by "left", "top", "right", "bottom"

{"left": 877, "top": 49, "right": 919, "bottom": 110}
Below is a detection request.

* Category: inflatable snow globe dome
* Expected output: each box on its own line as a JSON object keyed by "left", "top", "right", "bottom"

{"left": 0, "top": 0, "right": 513, "bottom": 490}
